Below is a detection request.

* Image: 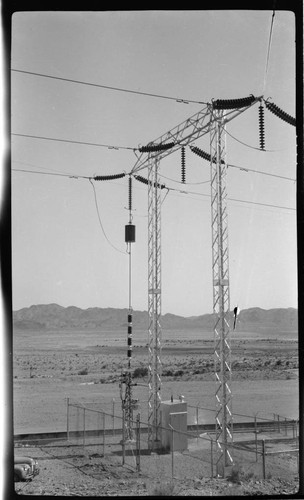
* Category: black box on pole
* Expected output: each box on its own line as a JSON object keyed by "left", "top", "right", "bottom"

{"left": 125, "top": 224, "right": 136, "bottom": 243}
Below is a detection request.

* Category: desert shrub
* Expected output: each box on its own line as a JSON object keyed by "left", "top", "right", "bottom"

{"left": 150, "top": 481, "right": 176, "bottom": 496}
{"left": 133, "top": 366, "right": 148, "bottom": 378}
{"left": 78, "top": 367, "right": 88, "bottom": 375}
{"left": 242, "top": 470, "right": 256, "bottom": 481}
{"left": 174, "top": 369, "right": 184, "bottom": 377}
{"left": 276, "top": 359, "right": 282, "bottom": 366}
{"left": 163, "top": 369, "right": 173, "bottom": 376}
{"left": 227, "top": 464, "right": 241, "bottom": 484}
{"left": 193, "top": 367, "right": 205, "bottom": 374}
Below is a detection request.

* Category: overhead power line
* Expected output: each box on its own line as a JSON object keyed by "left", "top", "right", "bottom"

{"left": 12, "top": 167, "right": 295, "bottom": 212}
{"left": 12, "top": 167, "right": 90, "bottom": 180}
{"left": 12, "top": 132, "right": 135, "bottom": 151}
{"left": 227, "top": 162, "right": 295, "bottom": 182}
{"left": 11, "top": 68, "right": 207, "bottom": 105}
{"left": 262, "top": 7, "right": 276, "bottom": 94}
{"left": 190, "top": 145, "right": 295, "bottom": 181}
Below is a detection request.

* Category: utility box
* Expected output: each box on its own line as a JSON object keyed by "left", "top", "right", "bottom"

{"left": 160, "top": 400, "right": 187, "bottom": 452}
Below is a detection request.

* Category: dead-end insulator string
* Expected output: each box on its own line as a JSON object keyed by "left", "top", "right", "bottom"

{"left": 264, "top": 100, "right": 296, "bottom": 127}
{"left": 213, "top": 95, "right": 256, "bottom": 110}
{"left": 138, "top": 142, "right": 175, "bottom": 153}
{"left": 190, "top": 145, "right": 225, "bottom": 164}
{"left": 133, "top": 174, "right": 167, "bottom": 190}
{"left": 258, "top": 102, "right": 265, "bottom": 151}
{"left": 93, "top": 172, "right": 126, "bottom": 181}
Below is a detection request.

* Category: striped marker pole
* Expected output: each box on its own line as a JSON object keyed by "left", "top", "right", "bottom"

{"left": 127, "top": 310, "right": 132, "bottom": 366}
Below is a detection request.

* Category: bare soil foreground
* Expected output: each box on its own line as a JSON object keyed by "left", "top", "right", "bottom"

{"left": 12, "top": 326, "right": 299, "bottom": 496}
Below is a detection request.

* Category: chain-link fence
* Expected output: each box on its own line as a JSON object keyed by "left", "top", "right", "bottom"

{"left": 65, "top": 397, "right": 298, "bottom": 482}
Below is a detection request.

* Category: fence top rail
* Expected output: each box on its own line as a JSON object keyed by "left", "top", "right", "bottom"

{"left": 265, "top": 448, "right": 299, "bottom": 455}
{"left": 186, "top": 404, "right": 296, "bottom": 423}
{"left": 68, "top": 399, "right": 297, "bottom": 424}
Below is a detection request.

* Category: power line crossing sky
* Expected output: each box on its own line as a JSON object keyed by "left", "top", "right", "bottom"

{"left": 11, "top": 10, "right": 297, "bottom": 316}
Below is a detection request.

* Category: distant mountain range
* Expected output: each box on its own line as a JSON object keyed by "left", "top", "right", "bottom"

{"left": 13, "top": 304, "right": 298, "bottom": 333}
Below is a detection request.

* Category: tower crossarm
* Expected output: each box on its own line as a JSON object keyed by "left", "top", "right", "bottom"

{"left": 131, "top": 96, "right": 262, "bottom": 175}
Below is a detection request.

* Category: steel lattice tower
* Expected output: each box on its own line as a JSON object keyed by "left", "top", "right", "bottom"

{"left": 147, "top": 156, "right": 162, "bottom": 449}
{"left": 210, "top": 108, "right": 233, "bottom": 476}
{"left": 132, "top": 95, "right": 261, "bottom": 459}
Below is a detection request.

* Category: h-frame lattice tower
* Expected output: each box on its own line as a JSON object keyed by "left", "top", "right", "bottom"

{"left": 147, "top": 156, "right": 162, "bottom": 448}
{"left": 210, "top": 108, "right": 233, "bottom": 475}
{"left": 132, "top": 95, "right": 261, "bottom": 461}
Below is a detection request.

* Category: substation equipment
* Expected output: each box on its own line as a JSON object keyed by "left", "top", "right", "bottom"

{"left": 129, "top": 95, "right": 262, "bottom": 476}
{"left": 119, "top": 175, "right": 139, "bottom": 442}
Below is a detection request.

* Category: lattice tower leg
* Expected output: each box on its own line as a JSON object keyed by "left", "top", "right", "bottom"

{"left": 147, "top": 156, "right": 162, "bottom": 450}
{"left": 210, "top": 109, "right": 233, "bottom": 476}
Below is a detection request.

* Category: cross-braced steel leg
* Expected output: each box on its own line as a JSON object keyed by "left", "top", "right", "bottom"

{"left": 147, "top": 156, "right": 162, "bottom": 450}
{"left": 210, "top": 109, "right": 233, "bottom": 476}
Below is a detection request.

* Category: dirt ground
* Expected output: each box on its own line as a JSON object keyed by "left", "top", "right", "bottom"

{"left": 13, "top": 435, "right": 299, "bottom": 497}
{"left": 11, "top": 327, "right": 300, "bottom": 496}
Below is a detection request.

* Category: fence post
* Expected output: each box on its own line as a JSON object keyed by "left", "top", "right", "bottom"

{"left": 255, "top": 431, "right": 258, "bottom": 462}
{"left": 196, "top": 406, "right": 199, "bottom": 441}
{"left": 67, "top": 398, "right": 70, "bottom": 442}
{"left": 254, "top": 415, "right": 258, "bottom": 462}
{"left": 112, "top": 398, "right": 115, "bottom": 436}
{"left": 210, "top": 439, "right": 214, "bottom": 478}
{"left": 83, "top": 407, "right": 86, "bottom": 448}
{"left": 171, "top": 426, "right": 174, "bottom": 479}
{"left": 136, "top": 413, "right": 140, "bottom": 472}
{"left": 122, "top": 408, "right": 125, "bottom": 465}
{"left": 262, "top": 440, "right": 266, "bottom": 479}
{"left": 297, "top": 449, "right": 299, "bottom": 473}
{"left": 103, "top": 412, "right": 106, "bottom": 456}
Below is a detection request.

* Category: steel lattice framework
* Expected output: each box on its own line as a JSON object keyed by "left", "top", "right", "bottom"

{"left": 131, "top": 96, "right": 262, "bottom": 463}
{"left": 210, "top": 109, "right": 233, "bottom": 475}
{"left": 147, "top": 156, "right": 162, "bottom": 449}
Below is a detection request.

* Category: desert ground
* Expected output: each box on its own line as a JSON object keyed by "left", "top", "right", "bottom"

{"left": 12, "top": 326, "right": 299, "bottom": 496}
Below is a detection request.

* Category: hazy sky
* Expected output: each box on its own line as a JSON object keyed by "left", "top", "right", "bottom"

{"left": 11, "top": 10, "right": 297, "bottom": 316}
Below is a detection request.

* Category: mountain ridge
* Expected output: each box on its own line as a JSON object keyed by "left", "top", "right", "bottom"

{"left": 13, "top": 304, "right": 298, "bottom": 333}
